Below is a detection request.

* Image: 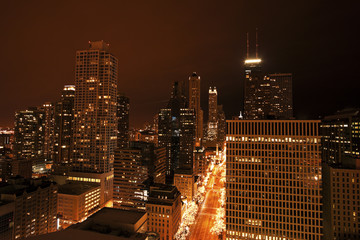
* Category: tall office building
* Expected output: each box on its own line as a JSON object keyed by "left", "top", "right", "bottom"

{"left": 70, "top": 40, "right": 117, "bottom": 205}
{"left": 207, "top": 87, "right": 218, "bottom": 141}
{"left": 72, "top": 40, "right": 118, "bottom": 173}
{"left": 14, "top": 107, "right": 45, "bottom": 160}
{"left": 268, "top": 73, "right": 293, "bottom": 119}
{"left": 117, "top": 94, "right": 130, "bottom": 149}
{"left": 321, "top": 109, "right": 360, "bottom": 240}
{"left": 179, "top": 108, "right": 196, "bottom": 170}
{"left": 188, "top": 72, "right": 203, "bottom": 141}
{"left": 54, "top": 85, "right": 75, "bottom": 168}
{"left": 226, "top": 120, "right": 322, "bottom": 240}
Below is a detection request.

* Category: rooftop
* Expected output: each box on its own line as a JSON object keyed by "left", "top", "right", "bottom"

{"left": 58, "top": 182, "right": 99, "bottom": 195}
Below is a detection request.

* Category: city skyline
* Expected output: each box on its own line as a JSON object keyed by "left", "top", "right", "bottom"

{"left": 1, "top": 1, "right": 359, "bottom": 128}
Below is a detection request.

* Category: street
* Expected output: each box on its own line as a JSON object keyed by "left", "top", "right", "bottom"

{"left": 189, "top": 165, "right": 224, "bottom": 240}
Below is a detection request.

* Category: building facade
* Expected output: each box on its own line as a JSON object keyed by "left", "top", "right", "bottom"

{"left": 117, "top": 94, "right": 130, "bottom": 149}
{"left": 72, "top": 40, "right": 118, "bottom": 173}
{"left": 226, "top": 120, "right": 322, "bottom": 240}
{"left": 188, "top": 72, "right": 203, "bottom": 141}
{"left": 146, "top": 184, "right": 181, "bottom": 240}
{"left": 207, "top": 87, "right": 218, "bottom": 141}
{"left": 54, "top": 85, "right": 75, "bottom": 169}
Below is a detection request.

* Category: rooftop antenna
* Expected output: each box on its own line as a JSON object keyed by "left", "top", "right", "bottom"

{"left": 256, "top": 28, "right": 259, "bottom": 58}
{"left": 246, "top": 32, "right": 250, "bottom": 59}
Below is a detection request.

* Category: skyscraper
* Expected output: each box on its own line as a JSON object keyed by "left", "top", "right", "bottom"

{"left": 41, "top": 102, "right": 55, "bottom": 161}
{"left": 207, "top": 87, "right": 218, "bottom": 141}
{"left": 14, "top": 107, "right": 45, "bottom": 160}
{"left": 54, "top": 85, "right": 75, "bottom": 168}
{"left": 268, "top": 73, "right": 293, "bottom": 119}
{"left": 72, "top": 40, "right": 118, "bottom": 173}
{"left": 117, "top": 93, "right": 130, "bottom": 149}
{"left": 188, "top": 72, "right": 203, "bottom": 141}
{"left": 226, "top": 120, "right": 322, "bottom": 240}
{"left": 70, "top": 41, "right": 117, "bottom": 205}
{"left": 179, "top": 108, "right": 196, "bottom": 170}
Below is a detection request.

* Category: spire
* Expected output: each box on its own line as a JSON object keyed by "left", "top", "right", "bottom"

{"left": 256, "top": 28, "right": 259, "bottom": 58}
{"left": 246, "top": 32, "right": 250, "bottom": 59}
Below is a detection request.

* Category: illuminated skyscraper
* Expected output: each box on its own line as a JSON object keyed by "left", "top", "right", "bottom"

{"left": 14, "top": 107, "right": 45, "bottom": 160}
{"left": 70, "top": 41, "right": 117, "bottom": 205}
{"left": 207, "top": 87, "right": 218, "bottom": 141}
{"left": 54, "top": 85, "right": 75, "bottom": 167}
{"left": 41, "top": 102, "right": 55, "bottom": 161}
{"left": 188, "top": 72, "right": 203, "bottom": 141}
{"left": 226, "top": 120, "right": 322, "bottom": 240}
{"left": 268, "top": 73, "right": 293, "bottom": 119}
{"left": 117, "top": 93, "right": 130, "bottom": 149}
{"left": 179, "top": 108, "right": 196, "bottom": 170}
{"left": 72, "top": 40, "right": 118, "bottom": 173}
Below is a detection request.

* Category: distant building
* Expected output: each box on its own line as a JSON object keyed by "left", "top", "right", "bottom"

{"left": 146, "top": 184, "right": 181, "bottom": 240}
{"left": 194, "top": 146, "right": 206, "bottom": 177}
{"left": 226, "top": 120, "right": 322, "bottom": 240}
{"left": 58, "top": 182, "right": 100, "bottom": 229}
{"left": 113, "top": 142, "right": 166, "bottom": 210}
{"left": 179, "top": 108, "right": 196, "bottom": 170}
{"left": 188, "top": 72, "right": 203, "bottom": 141}
{"left": 40, "top": 102, "right": 55, "bottom": 161}
{"left": 14, "top": 107, "right": 45, "bottom": 160}
{"left": 54, "top": 85, "right": 75, "bottom": 170}
{"left": 217, "top": 105, "right": 226, "bottom": 145}
{"left": 117, "top": 94, "right": 130, "bottom": 149}
{"left": 10, "top": 158, "right": 32, "bottom": 179}
{"left": 0, "top": 177, "right": 58, "bottom": 239}
{"left": 27, "top": 207, "right": 151, "bottom": 240}
{"left": 174, "top": 169, "right": 195, "bottom": 202}
{"left": 207, "top": 87, "right": 218, "bottom": 141}
{"left": 157, "top": 109, "right": 172, "bottom": 180}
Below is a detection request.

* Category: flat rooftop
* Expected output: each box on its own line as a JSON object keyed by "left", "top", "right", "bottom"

{"left": 58, "top": 182, "right": 99, "bottom": 195}
{"left": 85, "top": 207, "right": 146, "bottom": 226}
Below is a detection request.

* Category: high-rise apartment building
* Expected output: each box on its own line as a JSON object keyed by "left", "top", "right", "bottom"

{"left": 158, "top": 108, "right": 172, "bottom": 176}
{"left": 72, "top": 40, "right": 118, "bottom": 173}
{"left": 14, "top": 107, "right": 45, "bottom": 160}
{"left": 146, "top": 184, "right": 181, "bottom": 240}
{"left": 226, "top": 120, "right": 322, "bottom": 240}
{"left": 188, "top": 72, "right": 203, "bottom": 141}
{"left": 207, "top": 87, "right": 218, "bottom": 141}
{"left": 117, "top": 94, "right": 130, "bottom": 149}
{"left": 0, "top": 178, "right": 58, "bottom": 239}
{"left": 54, "top": 85, "right": 75, "bottom": 168}
{"left": 70, "top": 40, "right": 117, "bottom": 205}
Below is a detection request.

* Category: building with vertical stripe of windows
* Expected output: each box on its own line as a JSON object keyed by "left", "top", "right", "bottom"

{"left": 226, "top": 120, "right": 322, "bottom": 240}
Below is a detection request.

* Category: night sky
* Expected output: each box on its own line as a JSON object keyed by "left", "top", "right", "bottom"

{"left": 1, "top": 1, "right": 359, "bottom": 128}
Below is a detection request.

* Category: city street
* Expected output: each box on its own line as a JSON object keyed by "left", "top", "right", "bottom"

{"left": 189, "top": 165, "right": 224, "bottom": 240}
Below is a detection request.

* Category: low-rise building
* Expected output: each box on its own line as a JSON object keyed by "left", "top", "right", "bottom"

{"left": 174, "top": 169, "right": 194, "bottom": 202}
{"left": 58, "top": 182, "right": 100, "bottom": 229}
